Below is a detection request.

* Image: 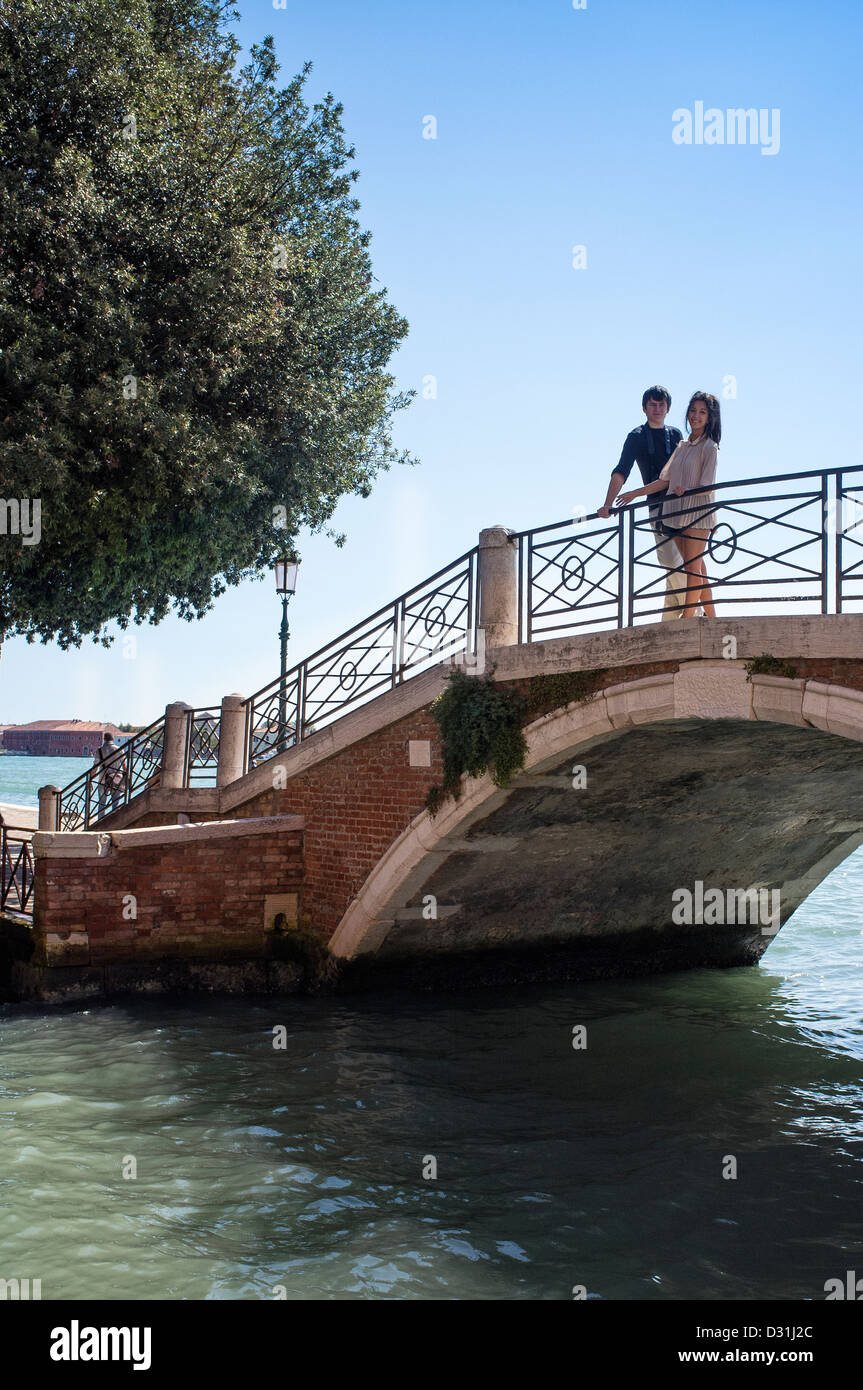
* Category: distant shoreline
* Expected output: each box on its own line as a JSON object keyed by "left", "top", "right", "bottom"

{"left": 0, "top": 751, "right": 91, "bottom": 757}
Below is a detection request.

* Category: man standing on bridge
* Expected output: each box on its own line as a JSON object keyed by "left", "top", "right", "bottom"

{"left": 597, "top": 386, "right": 686, "bottom": 619}
{"left": 94, "top": 732, "right": 127, "bottom": 818}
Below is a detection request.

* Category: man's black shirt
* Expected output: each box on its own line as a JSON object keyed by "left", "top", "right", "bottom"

{"left": 613, "top": 424, "right": 683, "bottom": 489}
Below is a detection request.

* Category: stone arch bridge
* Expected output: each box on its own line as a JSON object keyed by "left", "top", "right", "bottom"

{"left": 17, "top": 466, "right": 863, "bottom": 997}
{"left": 27, "top": 611, "right": 863, "bottom": 997}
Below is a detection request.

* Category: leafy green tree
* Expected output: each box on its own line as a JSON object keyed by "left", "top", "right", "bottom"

{"left": 0, "top": 0, "right": 413, "bottom": 650}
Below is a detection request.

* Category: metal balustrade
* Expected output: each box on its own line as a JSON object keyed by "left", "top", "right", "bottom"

{"left": 56, "top": 715, "right": 166, "bottom": 831}
{"left": 838, "top": 470, "right": 863, "bottom": 612}
{"left": 184, "top": 707, "right": 221, "bottom": 786}
{"left": 52, "top": 547, "right": 480, "bottom": 823}
{"left": 0, "top": 824, "right": 35, "bottom": 918}
{"left": 50, "top": 464, "right": 863, "bottom": 831}
{"left": 243, "top": 547, "right": 480, "bottom": 768}
{"left": 516, "top": 466, "right": 863, "bottom": 641}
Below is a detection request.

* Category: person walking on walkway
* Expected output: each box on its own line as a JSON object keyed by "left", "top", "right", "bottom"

{"left": 616, "top": 391, "right": 720, "bottom": 618}
{"left": 94, "top": 732, "right": 127, "bottom": 818}
{"left": 598, "top": 386, "right": 686, "bottom": 619}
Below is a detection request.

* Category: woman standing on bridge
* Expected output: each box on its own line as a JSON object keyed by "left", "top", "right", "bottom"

{"left": 616, "top": 391, "right": 720, "bottom": 618}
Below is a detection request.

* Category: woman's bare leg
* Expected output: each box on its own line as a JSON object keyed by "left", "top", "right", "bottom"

{"left": 690, "top": 530, "right": 715, "bottom": 616}
{"left": 676, "top": 534, "right": 700, "bottom": 616}
{"left": 678, "top": 532, "right": 714, "bottom": 616}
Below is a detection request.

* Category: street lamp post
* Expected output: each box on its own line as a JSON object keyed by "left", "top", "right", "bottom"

{"left": 275, "top": 559, "right": 299, "bottom": 752}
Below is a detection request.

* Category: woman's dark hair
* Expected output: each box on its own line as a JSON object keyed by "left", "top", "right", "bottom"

{"left": 642, "top": 385, "right": 672, "bottom": 409}
{"left": 686, "top": 391, "right": 721, "bottom": 444}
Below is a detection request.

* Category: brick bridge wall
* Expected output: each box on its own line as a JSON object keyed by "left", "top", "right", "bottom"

{"left": 228, "top": 657, "right": 863, "bottom": 943}
{"left": 232, "top": 704, "right": 448, "bottom": 939}
{"left": 33, "top": 818, "right": 303, "bottom": 968}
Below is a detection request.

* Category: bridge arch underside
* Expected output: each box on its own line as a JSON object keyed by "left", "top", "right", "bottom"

{"left": 338, "top": 719, "right": 863, "bottom": 987}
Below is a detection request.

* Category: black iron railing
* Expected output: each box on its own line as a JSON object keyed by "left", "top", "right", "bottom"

{"left": 184, "top": 707, "right": 221, "bottom": 786}
{"left": 243, "top": 547, "right": 480, "bottom": 768}
{"left": 0, "top": 824, "right": 35, "bottom": 919}
{"left": 516, "top": 466, "right": 863, "bottom": 641}
{"left": 52, "top": 547, "right": 481, "bottom": 822}
{"left": 838, "top": 471, "right": 863, "bottom": 610}
{"left": 56, "top": 716, "right": 165, "bottom": 831}
{"left": 50, "top": 464, "right": 863, "bottom": 829}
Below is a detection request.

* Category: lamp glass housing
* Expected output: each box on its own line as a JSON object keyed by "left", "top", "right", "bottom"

{"left": 275, "top": 560, "right": 299, "bottom": 595}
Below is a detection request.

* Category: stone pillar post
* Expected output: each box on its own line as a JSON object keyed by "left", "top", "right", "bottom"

{"left": 478, "top": 525, "right": 519, "bottom": 648}
{"left": 160, "top": 701, "right": 192, "bottom": 790}
{"left": 38, "top": 784, "right": 60, "bottom": 831}
{"left": 217, "top": 693, "right": 247, "bottom": 788}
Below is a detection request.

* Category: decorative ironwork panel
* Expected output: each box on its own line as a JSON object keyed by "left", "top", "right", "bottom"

{"left": 57, "top": 718, "right": 165, "bottom": 831}
{"left": 246, "top": 669, "right": 302, "bottom": 767}
{"left": 301, "top": 610, "right": 398, "bottom": 731}
{"left": 57, "top": 765, "right": 97, "bottom": 832}
{"left": 0, "top": 826, "right": 35, "bottom": 918}
{"left": 521, "top": 517, "right": 623, "bottom": 640}
{"left": 244, "top": 550, "right": 479, "bottom": 770}
{"left": 838, "top": 476, "right": 863, "bottom": 612}
{"left": 631, "top": 482, "right": 827, "bottom": 622}
{"left": 125, "top": 721, "right": 166, "bottom": 799}
{"left": 399, "top": 556, "right": 476, "bottom": 672}
{"left": 184, "top": 708, "right": 221, "bottom": 785}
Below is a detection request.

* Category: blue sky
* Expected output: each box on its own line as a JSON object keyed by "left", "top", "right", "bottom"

{"left": 2, "top": 0, "right": 861, "bottom": 725}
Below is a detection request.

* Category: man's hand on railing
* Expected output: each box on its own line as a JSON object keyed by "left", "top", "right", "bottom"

{"left": 597, "top": 506, "right": 612, "bottom": 518}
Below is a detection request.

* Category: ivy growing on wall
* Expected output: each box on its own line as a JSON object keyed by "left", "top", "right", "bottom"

{"left": 743, "top": 653, "right": 799, "bottom": 682}
{"left": 519, "top": 669, "right": 604, "bottom": 721}
{"left": 424, "top": 666, "right": 527, "bottom": 817}
{"left": 424, "top": 664, "right": 605, "bottom": 816}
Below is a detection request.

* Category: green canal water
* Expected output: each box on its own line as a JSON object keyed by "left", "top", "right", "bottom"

{"left": 1, "top": 762, "right": 861, "bottom": 1300}
{"left": 0, "top": 754, "right": 92, "bottom": 810}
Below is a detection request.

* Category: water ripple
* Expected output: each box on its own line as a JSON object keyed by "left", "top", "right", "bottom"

{"left": 1, "top": 850, "right": 863, "bottom": 1298}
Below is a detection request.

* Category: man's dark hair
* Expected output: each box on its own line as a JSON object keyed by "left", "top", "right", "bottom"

{"left": 103, "top": 732, "right": 114, "bottom": 742}
{"left": 642, "top": 386, "right": 672, "bottom": 410}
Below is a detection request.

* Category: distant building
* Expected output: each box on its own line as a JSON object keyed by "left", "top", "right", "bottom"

{"left": 0, "top": 720, "right": 126, "bottom": 758}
